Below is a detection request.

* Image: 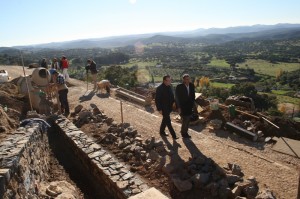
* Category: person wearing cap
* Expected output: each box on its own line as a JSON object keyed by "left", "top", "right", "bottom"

{"left": 51, "top": 70, "right": 70, "bottom": 116}
{"left": 175, "top": 74, "right": 195, "bottom": 138}
{"left": 155, "top": 75, "right": 178, "bottom": 139}
{"left": 86, "top": 59, "right": 98, "bottom": 90}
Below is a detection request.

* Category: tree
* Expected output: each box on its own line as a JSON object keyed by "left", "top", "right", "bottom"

{"left": 230, "top": 82, "right": 257, "bottom": 97}
{"left": 102, "top": 65, "right": 137, "bottom": 88}
{"left": 199, "top": 76, "right": 210, "bottom": 89}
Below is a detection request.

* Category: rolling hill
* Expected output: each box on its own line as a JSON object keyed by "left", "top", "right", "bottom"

{"left": 6, "top": 23, "right": 300, "bottom": 49}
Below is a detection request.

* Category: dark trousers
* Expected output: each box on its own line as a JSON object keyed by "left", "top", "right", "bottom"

{"left": 160, "top": 112, "right": 176, "bottom": 138}
{"left": 58, "top": 89, "right": 69, "bottom": 114}
{"left": 181, "top": 115, "right": 191, "bottom": 135}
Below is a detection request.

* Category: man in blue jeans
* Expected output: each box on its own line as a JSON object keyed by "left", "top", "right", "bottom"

{"left": 155, "top": 75, "right": 178, "bottom": 139}
{"left": 175, "top": 74, "right": 195, "bottom": 138}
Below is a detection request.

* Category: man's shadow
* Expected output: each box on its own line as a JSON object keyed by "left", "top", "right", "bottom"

{"left": 96, "top": 92, "right": 110, "bottom": 98}
{"left": 162, "top": 135, "right": 228, "bottom": 199}
{"left": 79, "top": 90, "right": 95, "bottom": 102}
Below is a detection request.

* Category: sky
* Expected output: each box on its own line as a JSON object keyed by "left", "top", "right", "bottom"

{"left": 1, "top": 0, "right": 300, "bottom": 47}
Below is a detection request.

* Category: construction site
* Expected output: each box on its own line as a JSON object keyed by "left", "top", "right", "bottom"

{"left": 0, "top": 65, "right": 300, "bottom": 199}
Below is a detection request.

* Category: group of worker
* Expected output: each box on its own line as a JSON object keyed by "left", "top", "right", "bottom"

{"left": 41, "top": 56, "right": 70, "bottom": 82}
{"left": 45, "top": 57, "right": 98, "bottom": 116}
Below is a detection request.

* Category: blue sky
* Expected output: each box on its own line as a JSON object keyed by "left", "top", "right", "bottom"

{"left": 1, "top": 0, "right": 300, "bottom": 47}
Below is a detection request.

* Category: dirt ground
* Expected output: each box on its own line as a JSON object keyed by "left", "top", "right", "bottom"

{"left": 1, "top": 65, "right": 300, "bottom": 198}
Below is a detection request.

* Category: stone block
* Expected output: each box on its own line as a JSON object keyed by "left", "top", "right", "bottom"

{"left": 0, "top": 169, "right": 10, "bottom": 183}
{"left": 116, "top": 181, "right": 129, "bottom": 190}
{"left": 128, "top": 187, "right": 168, "bottom": 199}
{"left": 100, "top": 154, "right": 112, "bottom": 162}
{"left": 88, "top": 150, "right": 106, "bottom": 159}
{"left": 122, "top": 172, "right": 134, "bottom": 180}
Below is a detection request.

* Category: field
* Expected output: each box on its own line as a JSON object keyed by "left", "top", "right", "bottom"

{"left": 210, "top": 82, "right": 235, "bottom": 89}
{"left": 120, "top": 60, "right": 157, "bottom": 68}
{"left": 238, "top": 59, "right": 300, "bottom": 76}
{"left": 271, "top": 90, "right": 291, "bottom": 95}
{"left": 275, "top": 94, "right": 300, "bottom": 105}
{"left": 207, "top": 58, "right": 230, "bottom": 68}
{"left": 207, "top": 58, "right": 300, "bottom": 77}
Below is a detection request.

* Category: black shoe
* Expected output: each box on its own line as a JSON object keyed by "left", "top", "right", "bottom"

{"left": 182, "top": 134, "right": 191, "bottom": 138}
{"left": 160, "top": 132, "right": 169, "bottom": 136}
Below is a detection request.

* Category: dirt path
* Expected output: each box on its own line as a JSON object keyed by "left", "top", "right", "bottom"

{"left": 3, "top": 66, "right": 300, "bottom": 198}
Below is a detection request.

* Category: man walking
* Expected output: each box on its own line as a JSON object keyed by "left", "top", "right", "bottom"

{"left": 155, "top": 75, "right": 178, "bottom": 139}
{"left": 86, "top": 59, "right": 98, "bottom": 90}
{"left": 175, "top": 74, "right": 195, "bottom": 138}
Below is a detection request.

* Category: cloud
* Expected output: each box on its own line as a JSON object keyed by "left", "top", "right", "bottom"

{"left": 129, "top": 0, "right": 137, "bottom": 4}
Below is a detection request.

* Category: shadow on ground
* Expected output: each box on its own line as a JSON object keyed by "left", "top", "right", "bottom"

{"left": 160, "top": 135, "right": 226, "bottom": 199}
{"left": 79, "top": 90, "right": 95, "bottom": 102}
{"left": 96, "top": 92, "right": 110, "bottom": 98}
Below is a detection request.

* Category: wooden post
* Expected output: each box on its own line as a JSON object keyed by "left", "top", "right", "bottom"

{"left": 298, "top": 169, "right": 300, "bottom": 199}
{"left": 120, "top": 101, "right": 123, "bottom": 124}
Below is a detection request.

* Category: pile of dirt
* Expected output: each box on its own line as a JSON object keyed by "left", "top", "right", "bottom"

{"left": 0, "top": 82, "right": 29, "bottom": 114}
{"left": 0, "top": 82, "right": 29, "bottom": 141}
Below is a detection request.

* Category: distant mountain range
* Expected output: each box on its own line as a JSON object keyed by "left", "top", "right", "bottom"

{"left": 7, "top": 23, "right": 300, "bottom": 49}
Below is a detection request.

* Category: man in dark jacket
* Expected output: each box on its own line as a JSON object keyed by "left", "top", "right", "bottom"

{"left": 40, "top": 58, "right": 48, "bottom": 69}
{"left": 175, "top": 74, "right": 195, "bottom": 138}
{"left": 155, "top": 75, "right": 178, "bottom": 139}
{"left": 86, "top": 59, "right": 98, "bottom": 90}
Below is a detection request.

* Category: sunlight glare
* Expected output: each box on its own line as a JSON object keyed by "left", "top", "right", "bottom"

{"left": 129, "top": 0, "right": 137, "bottom": 4}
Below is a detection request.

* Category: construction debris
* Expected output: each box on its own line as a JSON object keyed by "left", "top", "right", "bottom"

{"left": 225, "top": 122, "right": 258, "bottom": 141}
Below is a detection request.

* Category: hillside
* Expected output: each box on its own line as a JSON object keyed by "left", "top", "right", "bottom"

{"left": 6, "top": 23, "right": 300, "bottom": 49}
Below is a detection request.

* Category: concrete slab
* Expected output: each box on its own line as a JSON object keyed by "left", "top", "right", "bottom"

{"left": 272, "top": 137, "right": 300, "bottom": 158}
{"left": 128, "top": 187, "right": 169, "bottom": 199}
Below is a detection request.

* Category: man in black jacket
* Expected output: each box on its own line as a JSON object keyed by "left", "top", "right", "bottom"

{"left": 155, "top": 75, "right": 178, "bottom": 139}
{"left": 86, "top": 59, "right": 98, "bottom": 90}
{"left": 175, "top": 74, "right": 195, "bottom": 138}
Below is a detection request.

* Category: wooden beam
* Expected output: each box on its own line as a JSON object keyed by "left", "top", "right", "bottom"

{"left": 218, "top": 103, "right": 260, "bottom": 119}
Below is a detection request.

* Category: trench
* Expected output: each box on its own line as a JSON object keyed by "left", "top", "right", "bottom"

{"left": 47, "top": 124, "right": 115, "bottom": 199}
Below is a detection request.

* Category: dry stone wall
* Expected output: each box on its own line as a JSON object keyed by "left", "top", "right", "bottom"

{"left": 55, "top": 116, "right": 151, "bottom": 199}
{"left": 0, "top": 124, "right": 50, "bottom": 198}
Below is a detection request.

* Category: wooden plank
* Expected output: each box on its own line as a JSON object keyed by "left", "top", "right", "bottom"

{"left": 219, "top": 103, "right": 259, "bottom": 119}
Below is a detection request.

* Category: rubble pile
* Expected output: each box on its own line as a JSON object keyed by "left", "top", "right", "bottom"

{"left": 70, "top": 104, "right": 276, "bottom": 198}
{"left": 196, "top": 96, "right": 300, "bottom": 141}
